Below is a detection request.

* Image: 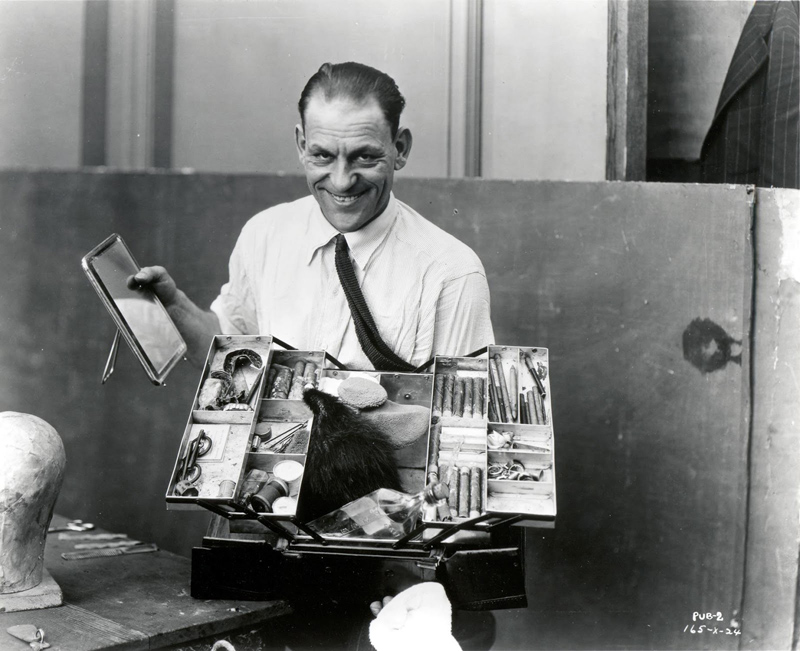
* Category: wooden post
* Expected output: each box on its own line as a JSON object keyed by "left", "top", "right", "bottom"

{"left": 606, "top": 0, "right": 648, "bottom": 181}
{"left": 743, "top": 187, "right": 800, "bottom": 649}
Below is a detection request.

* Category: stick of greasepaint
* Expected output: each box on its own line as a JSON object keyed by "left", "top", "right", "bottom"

{"left": 488, "top": 358, "right": 505, "bottom": 422}
{"left": 443, "top": 374, "right": 455, "bottom": 417}
{"left": 527, "top": 389, "right": 538, "bottom": 424}
{"left": 453, "top": 378, "right": 465, "bottom": 417}
{"left": 433, "top": 374, "right": 445, "bottom": 417}
{"left": 448, "top": 467, "right": 460, "bottom": 519}
{"left": 492, "top": 356, "right": 513, "bottom": 423}
{"left": 520, "top": 393, "right": 529, "bottom": 424}
{"left": 472, "top": 377, "right": 484, "bottom": 420}
{"left": 463, "top": 377, "right": 473, "bottom": 418}
{"left": 469, "top": 466, "right": 482, "bottom": 517}
{"left": 508, "top": 364, "right": 518, "bottom": 421}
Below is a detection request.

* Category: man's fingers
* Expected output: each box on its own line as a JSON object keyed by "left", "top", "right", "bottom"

{"left": 369, "top": 595, "right": 395, "bottom": 618}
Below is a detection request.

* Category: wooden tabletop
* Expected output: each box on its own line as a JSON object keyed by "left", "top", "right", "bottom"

{"left": 1, "top": 515, "right": 290, "bottom": 651}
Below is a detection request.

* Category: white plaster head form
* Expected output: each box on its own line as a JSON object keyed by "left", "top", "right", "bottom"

{"left": 0, "top": 412, "right": 66, "bottom": 594}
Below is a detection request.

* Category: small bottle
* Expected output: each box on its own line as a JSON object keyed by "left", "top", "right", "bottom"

{"left": 308, "top": 483, "right": 444, "bottom": 539}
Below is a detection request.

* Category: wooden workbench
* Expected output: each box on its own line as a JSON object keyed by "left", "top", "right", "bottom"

{"left": 0, "top": 515, "right": 290, "bottom": 651}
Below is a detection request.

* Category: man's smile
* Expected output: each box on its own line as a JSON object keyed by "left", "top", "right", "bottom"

{"left": 324, "top": 189, "right": 366, "bottom": 206}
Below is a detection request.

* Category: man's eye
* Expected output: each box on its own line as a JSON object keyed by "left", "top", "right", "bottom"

{"left": 311, "top": 153, "right": 332, "bottom": 163}
{"left": 356, "top": 155, "right": 378, "bottom": 164}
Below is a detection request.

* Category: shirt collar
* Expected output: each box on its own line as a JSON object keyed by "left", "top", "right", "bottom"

{"left": 305, "top": 194, "right": 399, "bottom": 270}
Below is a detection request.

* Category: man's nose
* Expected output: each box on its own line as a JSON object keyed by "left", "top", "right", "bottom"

{"left": 329, "top": 160, "right": 356, "bottom": 192}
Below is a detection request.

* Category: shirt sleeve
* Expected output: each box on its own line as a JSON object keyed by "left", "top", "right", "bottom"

{"left": 429, "top": 271, "right": 495, "bottom": 358}
{"left": 209, "top": 230, "right": 259, "bottom": 335}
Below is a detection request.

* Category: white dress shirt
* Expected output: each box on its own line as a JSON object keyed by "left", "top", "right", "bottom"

{"left": 210, "top": 193, "right": 494, "bottom": 370}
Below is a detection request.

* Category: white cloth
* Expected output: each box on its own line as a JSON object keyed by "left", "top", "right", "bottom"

{"left": 210, "top": 193, "right": 494, "bottom": 370}
{"left": 369, "top": 582, "right": 462, "bottom": 651}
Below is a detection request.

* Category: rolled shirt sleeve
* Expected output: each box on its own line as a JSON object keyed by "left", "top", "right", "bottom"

{"left": 431, "top": 271, "right": 495, "bottom": 358}
{"left": 209, "top": 230, "right": 259, "bottom": 335}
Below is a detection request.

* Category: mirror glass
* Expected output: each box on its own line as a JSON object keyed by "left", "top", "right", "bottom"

{"left": 84, "top": 235, "right": 186, "bottom": 382}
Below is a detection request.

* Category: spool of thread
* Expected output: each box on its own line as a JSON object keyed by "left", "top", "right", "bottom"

{"left": 458, "top": 467, "right": 470, "bottom": 518}
{"left": 251, "top": 478, "right": 289, "bottom": 513}
{"left": 217, "top": 479, "right": 236, "bottom": 499}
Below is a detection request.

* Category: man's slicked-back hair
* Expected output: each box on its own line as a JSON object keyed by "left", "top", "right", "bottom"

{"left": 298, "top": 62, "right": 406, "bottom": 137}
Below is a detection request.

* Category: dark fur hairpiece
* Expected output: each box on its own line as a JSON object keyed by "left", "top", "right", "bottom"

{"left": 297, "top": 388, "right": 402, "bottom": 522}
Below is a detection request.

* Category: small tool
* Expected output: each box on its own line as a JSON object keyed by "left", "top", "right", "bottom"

{"left": 62, "top": 543, "right": 158, "bottom": 561}
{"left": 196, "top": 429, "right": 213, "bottom": 456}
{"left": 263, "top": 421, "right": 307, "bottom": 452}
{"left": 244, "top": 364, "right": 266, "bottom": 405}
{"left": 524, "top": 352, "right": 547, "bottom": 398}
{"left": 6, "top": 625, "right": 50, "bottom": 650}
{"left": 48, "top": 519, "right": 95, "bottom": 533}
{"left": 173, "top": 479, "right": 199, "bottom": 496}
{"left": 58, "top": 532, "right": 130, "bottom": 542}
{"left": 101, "top": 329, "right": 121, "bottom": 385}
{"left": 73, "top": 539, "right": 141, "bottom": 550}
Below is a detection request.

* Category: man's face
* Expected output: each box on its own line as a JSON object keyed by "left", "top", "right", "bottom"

{"left": 295, "top": 94, "right": 412, "bottom": 233}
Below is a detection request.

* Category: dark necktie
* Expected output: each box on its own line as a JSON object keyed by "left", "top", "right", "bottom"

{"left": 334, "top": 233, "right": 414, "bottom": 372}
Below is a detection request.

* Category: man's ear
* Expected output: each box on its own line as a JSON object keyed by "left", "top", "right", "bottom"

{"left": 394, "top": 127, "right": 413, "bottom": 170}
{"left": 295, "top": 124, "right": 307, "bottom": 163}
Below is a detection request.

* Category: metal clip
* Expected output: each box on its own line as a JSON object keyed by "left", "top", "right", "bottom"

{"left": 6, "top": 625, "right": 51, "bottom": 650}
{"left": 415, "top": 547, "right": 446, "bottom": 573}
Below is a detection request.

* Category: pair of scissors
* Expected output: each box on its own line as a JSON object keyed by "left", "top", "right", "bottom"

{"left": 48, "top": 519, "right": 95, "bottom": 533}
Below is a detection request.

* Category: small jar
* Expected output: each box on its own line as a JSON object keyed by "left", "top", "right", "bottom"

{"left": 250, "top": 478, "right": 289, "bottom": 513}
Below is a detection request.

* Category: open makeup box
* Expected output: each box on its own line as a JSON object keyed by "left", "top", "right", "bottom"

{"left": 166, "top": 335, "right": 556, "bottom": 607}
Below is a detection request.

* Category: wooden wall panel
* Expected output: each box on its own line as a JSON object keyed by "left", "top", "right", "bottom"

{"left": 171, "top": 0, "right": 453, "bottom": 178}
{"left": 398, "top": 178, "right": 752, "bottom": 649}
{"left": 744, "top": 188, "right": 800, "bottom": 650}
{"left": 0, "top": 172, "right": 753, "bottom": 649}
{"left": 0, "top": 0, "right": 85, "bottom": 168}
{"left": 481, "top": 0, "right": 609, "bottom": 181}
{"left": 647, "top": 0, "right": 753, "bottom": 161}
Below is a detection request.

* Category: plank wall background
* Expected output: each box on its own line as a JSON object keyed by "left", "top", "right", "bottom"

{"left": 1, "top": 171, "right": 794, "bottom": 649}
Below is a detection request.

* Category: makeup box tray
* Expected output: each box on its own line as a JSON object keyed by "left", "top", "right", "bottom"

{"left": 166, "top": 337, "right": 556, "bottom": 550}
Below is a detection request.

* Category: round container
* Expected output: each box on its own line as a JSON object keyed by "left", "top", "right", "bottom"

{"left": 272, "top": 496, "right": 298, "bottom": 515}
{"left": 217, "top": 479, "right": 236, "bottom": 498}
{"left": 272, "top": 460, "right": 304, "bottom": 494}
{"left": 250, "top": 478, "right": 289, "bottom": 513}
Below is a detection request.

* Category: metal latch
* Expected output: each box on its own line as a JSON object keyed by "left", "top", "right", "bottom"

{"left": 415, "top": 547, "right": 445, "bottom": 573}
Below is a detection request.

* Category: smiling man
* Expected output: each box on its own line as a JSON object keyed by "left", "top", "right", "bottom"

{"left": 134, "top": 62, "right": 493, "bottom": 370}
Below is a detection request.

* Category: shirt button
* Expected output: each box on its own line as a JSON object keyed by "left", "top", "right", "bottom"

{"left": 332, "top": 286, "right": 339, "bottom": 295}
